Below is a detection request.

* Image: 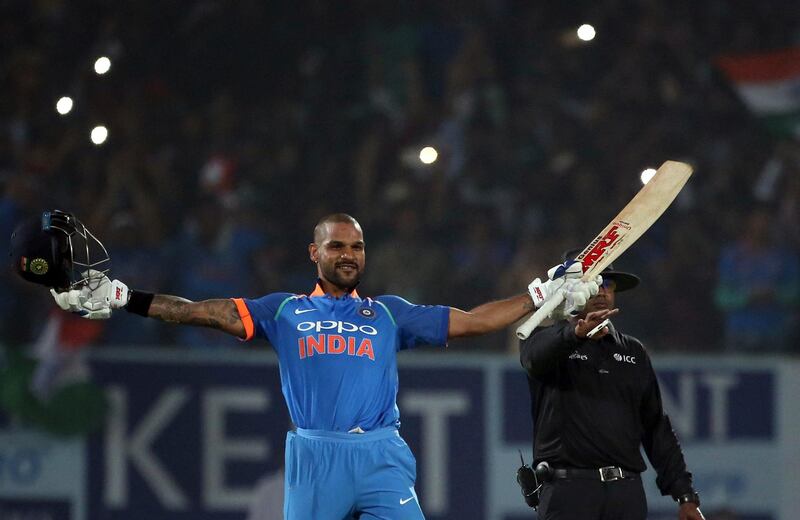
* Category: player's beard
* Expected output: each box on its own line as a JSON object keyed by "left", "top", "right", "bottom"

{"left": 321, "top": 261, "right": 362, "bottom": 291}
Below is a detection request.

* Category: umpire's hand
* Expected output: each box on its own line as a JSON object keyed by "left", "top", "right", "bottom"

{"left": 574, "top": 309, "right": 618, "bottom": 339}
{"left": 679, "top": 503, "right": 705, "bottom": 520}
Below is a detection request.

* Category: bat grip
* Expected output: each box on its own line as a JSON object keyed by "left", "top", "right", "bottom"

{"left": 516, "top": 291, "right": 565, "bottom": 339}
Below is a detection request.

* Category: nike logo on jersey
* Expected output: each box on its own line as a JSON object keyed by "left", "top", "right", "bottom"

{"left": 294, "top": 308, "right": 317, "bottom": 315}
{"left": 400, "top": 487, "right": 417, "bottom": 505}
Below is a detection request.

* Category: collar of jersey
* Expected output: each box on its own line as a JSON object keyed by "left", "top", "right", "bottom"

{"left": 309, "top": 280, "right": 360, "bottom": 299}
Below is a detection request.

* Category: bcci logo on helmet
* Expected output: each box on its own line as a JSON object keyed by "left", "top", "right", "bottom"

{"left": 19, "top": 256, "right": 49, "bottom": 276}
{"left": 30, "top": 258, "right": 49, "bottom": 275}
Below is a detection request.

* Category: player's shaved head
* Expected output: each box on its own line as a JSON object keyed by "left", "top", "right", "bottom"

{"left": 310, "top": 213, "right": 365, "bottom": 295}
{"left": 314, "top": 213, "right": 362, "bottom": 244}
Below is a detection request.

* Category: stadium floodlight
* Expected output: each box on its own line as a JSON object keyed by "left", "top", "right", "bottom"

{"left": 94, "top": 56, "right": 111, "bottom": 75}
{"left": 640, "top": 168, "right": 657, "bottom": 185}
{"left": 90, "top": 126, "right": 108, "bottom": 145}
{"left": 56, "top": 96, "right": 74, "bottom": 115}
{"left": 577, "top": 24, "right": 596, "bottom": 41}
{"left": 419, "top": 146, "right": 438, "bottom": 164}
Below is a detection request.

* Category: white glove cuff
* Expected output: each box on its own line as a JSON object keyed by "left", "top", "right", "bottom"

{"left": 529, "top": 277, "right": 566, "bottom": 309}
{"left": 528, "top": 278, "right": 547, "bottom": 308}
{"left": 108, "top": 279, "right": 130, "bottom": 309}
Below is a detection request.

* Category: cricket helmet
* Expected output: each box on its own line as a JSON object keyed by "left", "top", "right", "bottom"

{"left": 10, "top": 210, "right": 110, "bottom": 290}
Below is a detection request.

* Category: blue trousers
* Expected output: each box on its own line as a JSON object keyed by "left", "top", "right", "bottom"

{"left": 283, "top": 427, "right": 425, "bottom": 519}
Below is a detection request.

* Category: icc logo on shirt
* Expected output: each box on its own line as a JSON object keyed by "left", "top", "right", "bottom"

{"left": 613, "top": 353, "right": 636, "bottom": 364}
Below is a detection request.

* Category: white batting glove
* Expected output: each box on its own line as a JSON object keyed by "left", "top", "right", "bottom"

{"left": 528, "top": 260, "right": 583, "bottom": 308}
{"left": 49, "top": 270, "right": 129, "bottom": 320}
{"left": 86, "top": 270, "right": 129, "bottom": 310}
{"left": 553, "top": 274, "right": 603, "bottom": 320}
{"left": 50, "top": 286, "right": 112, "bottom": 320}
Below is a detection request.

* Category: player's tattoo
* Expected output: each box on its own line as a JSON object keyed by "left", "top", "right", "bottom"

{"left": 149, "top": 296, "right": 243, "bottom": 335}
{"left": 523, "top": 295, "right": 536, "bottom": 312}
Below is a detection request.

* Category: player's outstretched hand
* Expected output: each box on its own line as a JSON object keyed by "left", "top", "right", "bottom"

{"left": 561, "top": 274, "right": 602, "bottom": 316}
{"left": 50, "top": 269, "right": 129, "bottom": 320}
{"left": 528, "top": 260, "right": 582, "bottom": 309}
{"left": 529, "top": 260, "right": 602, "bottom": 320}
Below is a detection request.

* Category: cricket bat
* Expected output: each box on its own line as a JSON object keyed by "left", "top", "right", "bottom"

{"left": 516, "top": 160, "right": 693, "bottom": 339}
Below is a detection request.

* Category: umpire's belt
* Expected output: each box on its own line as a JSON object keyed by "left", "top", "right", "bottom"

{"left": 553, "top": 466, "right": 639, "bottom": 482}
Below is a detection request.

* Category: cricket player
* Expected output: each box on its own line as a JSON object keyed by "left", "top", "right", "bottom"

{"left": 46, "top": 212, "right": 600, "bottom": 519}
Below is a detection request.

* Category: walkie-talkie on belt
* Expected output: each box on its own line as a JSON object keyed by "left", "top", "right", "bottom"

{"left": 516, "top": 450, "right": 552, "bottom": 509}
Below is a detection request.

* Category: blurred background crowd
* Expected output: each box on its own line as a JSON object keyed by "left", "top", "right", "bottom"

{"left": 1, "top": 0, "right": 799, "bottom": 354}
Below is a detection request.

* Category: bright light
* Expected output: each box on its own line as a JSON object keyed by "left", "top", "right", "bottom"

{"left": 56, "top": 96, "right": 73, "bottom": 115}
{"left": 577, "top": 24, "right": 596, "bottom": 41}
{"left": 419, "top": 146, "right": 438, "bottom": 164}
{"left": 94, "top": 56, "right": 111, "bottom": 75}
{"left": 640, "top": 168, "right": 657, "bottom": 185}
{"left": 91, "top": 126, "right": 108, "bottom": 145}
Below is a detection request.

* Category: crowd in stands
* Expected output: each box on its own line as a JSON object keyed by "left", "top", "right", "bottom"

{"left": 1, "top": 0, "right": 798, "bottom": 353}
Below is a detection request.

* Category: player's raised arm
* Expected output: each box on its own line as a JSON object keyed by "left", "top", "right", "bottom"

{"left": 10, "top": 210, "right": 248, "bottom": 339}
{"left": 50, "top": 274, "right": 247, "bottom": 339}
{"left": 146, "top": 295, "right": 246, "bottom": 338}
{"left": 447, "top": 261, "right": 601, "bottom": 338}
{"left": 448, "top": 293, "right": 536, "bottom": 338}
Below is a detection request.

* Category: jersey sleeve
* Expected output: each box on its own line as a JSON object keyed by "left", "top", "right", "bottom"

{"left": 234, "top": 292, "right": 295, "bottom": 342}
{"left": 376, "top": 295, "right": 450, "bottom": 350}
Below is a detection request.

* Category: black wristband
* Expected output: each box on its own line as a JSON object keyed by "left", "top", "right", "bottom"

{"left": 676, "top": 492, "right": 700, "bottom": 507}
{"left": 125, "top": 290, "right": 155, "bottom": 317}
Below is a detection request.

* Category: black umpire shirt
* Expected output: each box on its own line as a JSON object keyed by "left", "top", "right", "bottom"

{"left": 520, "top": 320, "right": 695, "bottom": 500}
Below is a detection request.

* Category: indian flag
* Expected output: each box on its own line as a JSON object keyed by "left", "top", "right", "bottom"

{"left": 717, "top": 47, "right": 800, "bottom": 139}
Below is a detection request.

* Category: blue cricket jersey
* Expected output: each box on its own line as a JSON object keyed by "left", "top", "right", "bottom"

{"left": 233, "top": 282, "right": 449, "bottom": 432}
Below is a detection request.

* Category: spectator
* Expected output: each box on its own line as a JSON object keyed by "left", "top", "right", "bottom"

{"left": 1, "top": 1, "right": 798, "bottom": 354}
{"left": 715, "top": 207, "right": 800, "bottom": 352}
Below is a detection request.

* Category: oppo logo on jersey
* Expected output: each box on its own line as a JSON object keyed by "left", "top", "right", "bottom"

{"left": 296, "top": 321, "right": 377, "bottom": 361}
{"left": 297, "top": 321, "right": 378, "bottom": 335}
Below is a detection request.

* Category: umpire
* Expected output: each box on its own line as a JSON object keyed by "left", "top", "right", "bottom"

{"left": 519, "top": 251, "right": 705, "bottom": 520}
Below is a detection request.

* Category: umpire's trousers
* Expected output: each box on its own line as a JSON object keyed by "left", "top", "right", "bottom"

{"left": 536, "top": 475, "right": 647, "bottom": 520}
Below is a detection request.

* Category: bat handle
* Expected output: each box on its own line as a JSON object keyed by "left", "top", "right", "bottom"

{"left": 516, "top": 291, "right": 566, "bottom": 339}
